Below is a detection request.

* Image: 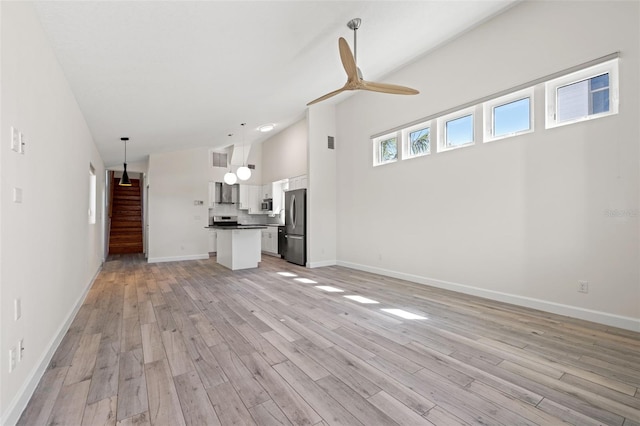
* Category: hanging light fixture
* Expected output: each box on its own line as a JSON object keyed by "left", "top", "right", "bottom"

{"left": 223, "top": 133, "right": 238, "bottom": 185}
{"left": 236, "top": 123, "right": 251, "bottom": 181}
{"left": 119, "top": 137, "right": 132, "bottom": 186}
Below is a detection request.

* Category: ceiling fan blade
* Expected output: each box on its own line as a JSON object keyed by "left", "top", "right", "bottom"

{"left": 307, "top": 86, "right": 349, "bottom": 106}
{"left": 361, "top": 80, "right": 419, "bottom": 95}
{"left": 338, "top": 37, "right": 359, "bottom": 81}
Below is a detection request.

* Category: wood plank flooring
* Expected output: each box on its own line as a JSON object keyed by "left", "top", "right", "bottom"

{"left": 18, "top": 254, "right": 640, "bottom": 425}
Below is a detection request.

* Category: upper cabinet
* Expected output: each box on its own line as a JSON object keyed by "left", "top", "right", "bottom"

{"left": 262, "top": 184, "right": 273, "bottom": 200}
{"left": 238, "top": 184, "right": 250, "bottom": 210}
{"left": 288, "top": 174, "right": 307, "bottom": 191}
{"left": 248, "top": 185, "right": 263, "bottom": 214}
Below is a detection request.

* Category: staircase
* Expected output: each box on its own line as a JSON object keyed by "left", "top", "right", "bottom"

{"left": 109, "top": 178, "right": 143, "bottom": 254}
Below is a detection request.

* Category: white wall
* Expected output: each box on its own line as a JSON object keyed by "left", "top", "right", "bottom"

{"left": 147, "top": 147, "right": 210, "bottom": 262}
{"left": 261, "top": 119, "right": 307, "bottom": 183}
{"left": 336, "top": 1, "right": 639, "bottom": 330}
{"left": 0, "top": 2, "right": 106, "bottom": 423}
{"left": 307, "top": 105, "right": 337, "bottom": 267}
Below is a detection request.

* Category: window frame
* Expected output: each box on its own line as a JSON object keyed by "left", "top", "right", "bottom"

{"left": 372, "top": 132, "right": 400, "bottom": 166}
{"left": 402, "top": 121, "right": 432, "bottom": 160}
{"left": 545, "top": 58, "right": 619, "bottom": 129}
{"left": 437, "top": 106, "right": 476, "bottom": 153}
{"left": 483, "top": 87, "right": 534, "bottom": 143}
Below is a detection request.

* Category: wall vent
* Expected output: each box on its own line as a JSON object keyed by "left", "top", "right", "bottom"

{"left": 328, "top": 136, "right": 335, "bottom": 150}
{"left": 248, "top": 164, "right": 256, "bottom": 170}
{"left": 212, "top": 152, "right": 228, "bottom": 168}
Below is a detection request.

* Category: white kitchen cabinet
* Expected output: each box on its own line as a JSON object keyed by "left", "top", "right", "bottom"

{"left": 208, "top": 229, "right": 217, "bottom": 253}
{"left": 261, "top": 227, "right": 279, "bottom": 255}
{"left": 288, "top": 175, "right": 307, "bottom": 191}
{"left": 248, "top": 185, "right": 262, "bottom": 214}
{"left": 238, "top": 184, "right": 249, "bottom": 210}
{"left": 262, "top": 183, "right": 273, "bottom": 200}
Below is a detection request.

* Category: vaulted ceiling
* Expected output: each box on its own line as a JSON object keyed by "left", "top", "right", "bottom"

{"left": 33, "top": 1, "right": 517, "bottom": 166}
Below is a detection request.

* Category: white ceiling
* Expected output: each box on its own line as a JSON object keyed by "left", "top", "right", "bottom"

{"left": 33, "top": 1, "right": 517, "bottom": 166}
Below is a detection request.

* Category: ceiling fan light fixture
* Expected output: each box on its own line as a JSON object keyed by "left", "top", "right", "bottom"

{"left": 258, "top": 123, "right": 275, "bottom": 133}
{"left": 119, "top": 137, "right": 132, "bottom": 186}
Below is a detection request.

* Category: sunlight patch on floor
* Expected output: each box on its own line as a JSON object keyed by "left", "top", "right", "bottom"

{"left": 277, "top": 272, "right": 298, "bottom": 277}
{"left": 344, "top": 295, "right": 379, "bottom": 304}
{"left": 381, "top": 308, "right": 427, "bottom": 319}
{"left": 315, "top": 286, "right": 344, "bottom": 292}
{"left": 294, "top": 278, "right": 317, "bottom": 284}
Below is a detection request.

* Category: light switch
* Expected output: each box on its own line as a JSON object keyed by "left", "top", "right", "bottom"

{"left": 12, "top": 188, "right": 22, "bottom": 203}
{"left": 14, "top": 298, "right": 21, "bottom": 320}
{"left": 10, "top": 127, "right": 20, "bottom": 152}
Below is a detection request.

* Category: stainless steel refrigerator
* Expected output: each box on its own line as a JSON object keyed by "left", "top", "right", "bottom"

{"left": 284, "top": 188, "right": 306, "bottom": 266}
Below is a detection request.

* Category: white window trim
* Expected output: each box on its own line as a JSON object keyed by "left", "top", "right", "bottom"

{"left": 402, "top": 121, "right": 431, "bottom": 160}
{"left": 545, "top": 58, "right": 619, "bottom": 129}
{"left": 437, "top": 106, "right": 476, "bottom": 153}
{"left": 372, "top": 132, "right": 400, "bottom": 166}
{"left": 483, "top": 87, "right": 534, "bottom": 143}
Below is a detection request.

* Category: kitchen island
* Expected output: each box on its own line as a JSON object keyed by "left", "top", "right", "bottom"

{"left": 208, "top": 225, "right": 266, "bottom": 270}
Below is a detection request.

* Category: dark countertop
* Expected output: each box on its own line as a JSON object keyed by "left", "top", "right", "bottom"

{"left": 206, "top": 225, "right": 267, "bottom": 230}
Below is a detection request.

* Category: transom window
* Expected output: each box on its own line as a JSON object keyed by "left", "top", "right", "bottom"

{"left": 484, "top": 87, "right": 534, "bottom": 142}
{"left": 438, "top": 107, "right": 475, "bottom": 152}
{"left": 545, "top": 59, "right": 618, "bottom": 128}
{"left": 373, "top": 133, "right": 398, "bottom": 166}
{"left": 402, "top": 122, "right": 431, "bottom": 159}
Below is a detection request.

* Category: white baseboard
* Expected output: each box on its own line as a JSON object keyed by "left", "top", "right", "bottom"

{"left": 147, "top": 254, "right": 210, "bottom": 263}
{"left": 308, "top": 259, "right": 337, "bottom": 268}
{"left": 337, "top": 261, "right": 640, "bottom": 333}
{"left": 2, "top": 266, "right": 102, "bottom": 426}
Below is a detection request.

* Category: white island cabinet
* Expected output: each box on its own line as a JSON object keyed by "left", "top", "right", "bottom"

{"left": 215, "top": 227, "right": 264, "bottom": 270}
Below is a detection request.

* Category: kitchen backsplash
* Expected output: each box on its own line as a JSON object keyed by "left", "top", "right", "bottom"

{"left": 209, "top": 204, "right": 284, "bottom": 225}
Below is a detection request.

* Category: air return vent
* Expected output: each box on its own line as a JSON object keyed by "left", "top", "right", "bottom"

{"left": 248, "top": 164, "right": 255, "bottom": 170}
{"left": 212, "top": 152, "right": 228, "bottom": 168}
{"left": 328, "top": 136, "right": 335, "bottom": 150}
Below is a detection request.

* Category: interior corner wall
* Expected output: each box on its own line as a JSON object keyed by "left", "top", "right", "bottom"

{"left": 261, "top": 119, "right": 308, "bottom": 183}
{"left": 0, "top": 2, "right": 106, "bottom": 424}
{"left": 148, "top": 147, "right": 210, "bottom": 263}
{"left": 335, "top": 1, "right": 640, "bottom": 331}
{"left": 307, "top": 104, "right": 337, "bottom": 267}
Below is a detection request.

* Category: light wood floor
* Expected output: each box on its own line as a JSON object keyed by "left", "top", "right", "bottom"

{"left": 18, "top": 254, "right": 640, "bottom": 425}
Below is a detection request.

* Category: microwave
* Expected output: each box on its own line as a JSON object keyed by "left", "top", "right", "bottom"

{"left": 261, "top": 198, "right": 273, "bottom": 211}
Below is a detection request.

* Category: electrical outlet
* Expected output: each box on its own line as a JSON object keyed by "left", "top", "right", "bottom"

{"left": 18, "top": 339, "right": 24, "bottom": 362}
{"left": 578, "top": 280, "right": 589, "bottom": 293}
{"left": 9, "top": 347, "right": 16, "bottom": 372}
{"left": 19, "top": 132, "right": 25, "bottom": 154}
{"left": 10, "top": 127, "right": 20, "bottom": 152}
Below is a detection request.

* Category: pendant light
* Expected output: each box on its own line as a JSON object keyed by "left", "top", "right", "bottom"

{"left": 119, "top": 137, "right": 132, "bottom": 186}
{"left": 236, "top": 123, "right": 251, "bottom": 181}
{"left": 223, "top": 133, "right": 238, "bottom": 185}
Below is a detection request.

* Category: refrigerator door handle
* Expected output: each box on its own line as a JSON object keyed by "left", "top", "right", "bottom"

{"left": 290, "top": 195, "right": 296, "bottom": 229}
{"left": 288, "top": 235, "right": 303, "bottom": 240}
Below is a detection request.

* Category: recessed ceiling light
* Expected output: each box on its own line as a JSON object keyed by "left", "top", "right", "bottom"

{"left": 315, "top": 286, "right": 344, "bottom": 292}
{"left": 294, "top": 278, "right": 317, "bottom": 284}
{"left": 344, "top": 295, "right": 379, "bottom": 304}
{"left": 381, "top": 309, "right": 427, "bottom": 320}
{"left": 258, "top": 123, "right": 275, "bottom": 132}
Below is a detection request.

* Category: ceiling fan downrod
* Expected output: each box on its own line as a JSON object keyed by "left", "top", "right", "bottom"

{"left": 347, "top": 18, "right": 361, "bottom": 64}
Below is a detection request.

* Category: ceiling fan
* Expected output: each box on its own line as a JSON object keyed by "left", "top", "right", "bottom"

{"left": 307, "top": 18, "right": 419, "bottom": 106}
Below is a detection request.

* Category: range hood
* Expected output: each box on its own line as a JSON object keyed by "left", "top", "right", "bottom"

{"left": 215, "top": 182, "right": 239, "bottom": 204}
